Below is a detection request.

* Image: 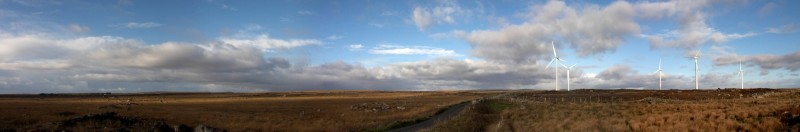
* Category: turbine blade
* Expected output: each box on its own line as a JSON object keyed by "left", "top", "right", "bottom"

{"left": 570, "top": 64, "right": 577, "bottom": 68}
{"left": 560, "top": 63, "right": 568, "bottom": 68}
{"left": 695, "top": 47, "right": 702, "bottom": 57}
{"left": 658, "top": 59, "right": 662, "bottom": 69}
{"left": 551, "top": 41, "right": 557, "bottom": 57}
{"left": 546, "top": 59, "right": 555, "bottom": 69}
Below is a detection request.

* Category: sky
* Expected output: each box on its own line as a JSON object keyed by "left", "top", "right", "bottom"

{"left": 1, "top": 0, "right": 799, "bottom": 93}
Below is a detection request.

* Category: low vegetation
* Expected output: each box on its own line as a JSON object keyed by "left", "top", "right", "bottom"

{"left": 429, "top": 88, "right": 800, "bottom": 131}
{"left": 3, "top": 89, "right": 799, "bottom": 131}
{"left": 0, "top": 91, "right": 490, "bottom": 131}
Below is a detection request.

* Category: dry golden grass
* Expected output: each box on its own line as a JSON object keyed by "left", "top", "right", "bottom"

{"left": 0, "top": 91, "right": 490, "bottom": 131}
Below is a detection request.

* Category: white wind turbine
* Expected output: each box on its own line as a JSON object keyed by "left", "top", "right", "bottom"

{"left": 693, "top": 48, "right": 702, "bottom": 90}
{"left": 561, "top": 63, "right": 577, "bottom": 91}
{"left": 653, "top": 59, "right": 663, "bottom": 90}
{"left": 546, "top": 41, "right": 566, "bottom": 91}
{"left": 738, "top": 60, "right": 744, "bottom": 89}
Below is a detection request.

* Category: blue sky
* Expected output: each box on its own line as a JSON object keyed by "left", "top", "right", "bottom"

{"left": 0, "top": 0, "right": 799, "bottom": 93}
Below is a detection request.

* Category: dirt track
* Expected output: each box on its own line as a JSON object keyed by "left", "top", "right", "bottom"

{"left": 389, "top": 102, "right": 470, "bottom": 132}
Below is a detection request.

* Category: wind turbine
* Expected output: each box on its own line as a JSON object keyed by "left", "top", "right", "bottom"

{"left": 653, "top": 59, "right": 663, "bottom": 90}
{"left": 546, "top": 41, "right": 565, "bottom": 91}
{"left": 738, "top": 60, "right": 744, "bottom": 89}
{"left": 561, "top": 63, "right": 576, "bottom": 91}
{"left": 693, "top": 48, "right": 701, "bottom": 90}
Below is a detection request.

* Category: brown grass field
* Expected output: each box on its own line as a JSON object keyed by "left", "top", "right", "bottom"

{"left": 0, "top": 91, "right": 492, "bottom": 131}
{"left": 429, "top": 88, "right": 800, "bottom": 132}
{"left": 2, "top": 89, "right": 800, "bottom": 131}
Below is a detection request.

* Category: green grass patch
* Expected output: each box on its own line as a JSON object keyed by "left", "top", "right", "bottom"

{"left": 488, "top": 101, "right": 514, "bottom": 112}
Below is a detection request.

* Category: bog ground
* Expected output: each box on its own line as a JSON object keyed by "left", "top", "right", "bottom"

{"left": 1, "top": 89, "right": 799, "bottom": 131}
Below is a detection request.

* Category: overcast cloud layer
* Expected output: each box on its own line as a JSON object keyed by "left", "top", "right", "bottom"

{"left": 0, "top": 0, "right": 798, "bottom": 93}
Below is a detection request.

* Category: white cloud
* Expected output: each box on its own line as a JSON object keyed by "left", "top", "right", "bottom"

{"left": 714, "top": 50, "right": 800, "bottom": 75}
{"left": 410, "top": 0, "right": 469, "bottom": 30}
{"left": 348, "top": 44, "right": 363, "bottom": 51}
{"left": 0, "top": 61, "right": 74, "bottom": 70}
{"left": 219, "top": 34, "right": 322, "bottom": 52}
{"left": 327, "top": 35, "right": 343, "bottom": 40}
{"left": 3, "top": 0, "right": 799, "bottom": 93}
{"left": 216, "top": 24, "right": 321, "bottom": 52}
{"left": 412, "top": 7, "right": 433, "bottom": 30}
{"left": 461, "top": 1, "right": 639, "bottom": 63}
{"left": 81, "top": 42, "right": 267, "bottom": 72}
{"left": 0, "top": 34, "right": 268, "bottom": 73}
{"left": 0, "top": 34, "right": 134, "bottom": 62}
{"left": 377, "top": 58, "right": 551, "bottom": 89}
{"left": 298, "top": 10, "right": 314, "bottom": 15}
{"left": 709, "top": 32, "right": 757, "bottom": 43}
{"left": 371, "top": 48, "right": 454, "bottom": 55}
{"left": 0, "top": 32, "right": 311, "bottom": 92}
{"left": 460, "top": 0, "right": 758, "bottom": 63}
{"left": 369, "top": 45, "right": 459, "bottom": 56}
{"left": 113, "top": 22, "right": 163, "bottom": 29}
{"left": 0, "top": 31, "right": 794, "bottom": 92}
{"left": 69, "top": 24, "right": 90, "bottom": 33}
{"left": 637, "top": 0, "right": 754, "bottom": 49}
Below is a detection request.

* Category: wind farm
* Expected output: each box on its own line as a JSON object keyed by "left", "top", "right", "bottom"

{"left": 1, "top": 0, "right": 799, "bottom": 131}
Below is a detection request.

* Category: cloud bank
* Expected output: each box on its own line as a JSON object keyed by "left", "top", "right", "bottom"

{"left": 457, "top": 0, "right": 755, "bottom": 63}
{"left": 1, "top": 0, "right": 797, "bottom": 93}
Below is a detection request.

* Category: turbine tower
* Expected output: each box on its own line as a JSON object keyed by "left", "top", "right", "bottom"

{"left": 653, "top": 59, "right": 663, "bottom": 90}
{"left": 738, "top": 61, "right": 744, "bottom": 89}
{"left": 694, "top": 48, "right": 701, "bottom": 90}
{"left": 546, "top": 41, "right": 565, "bottom": 91}
{"left": 561, "top": 63, "right": 576, "bottom": 91}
